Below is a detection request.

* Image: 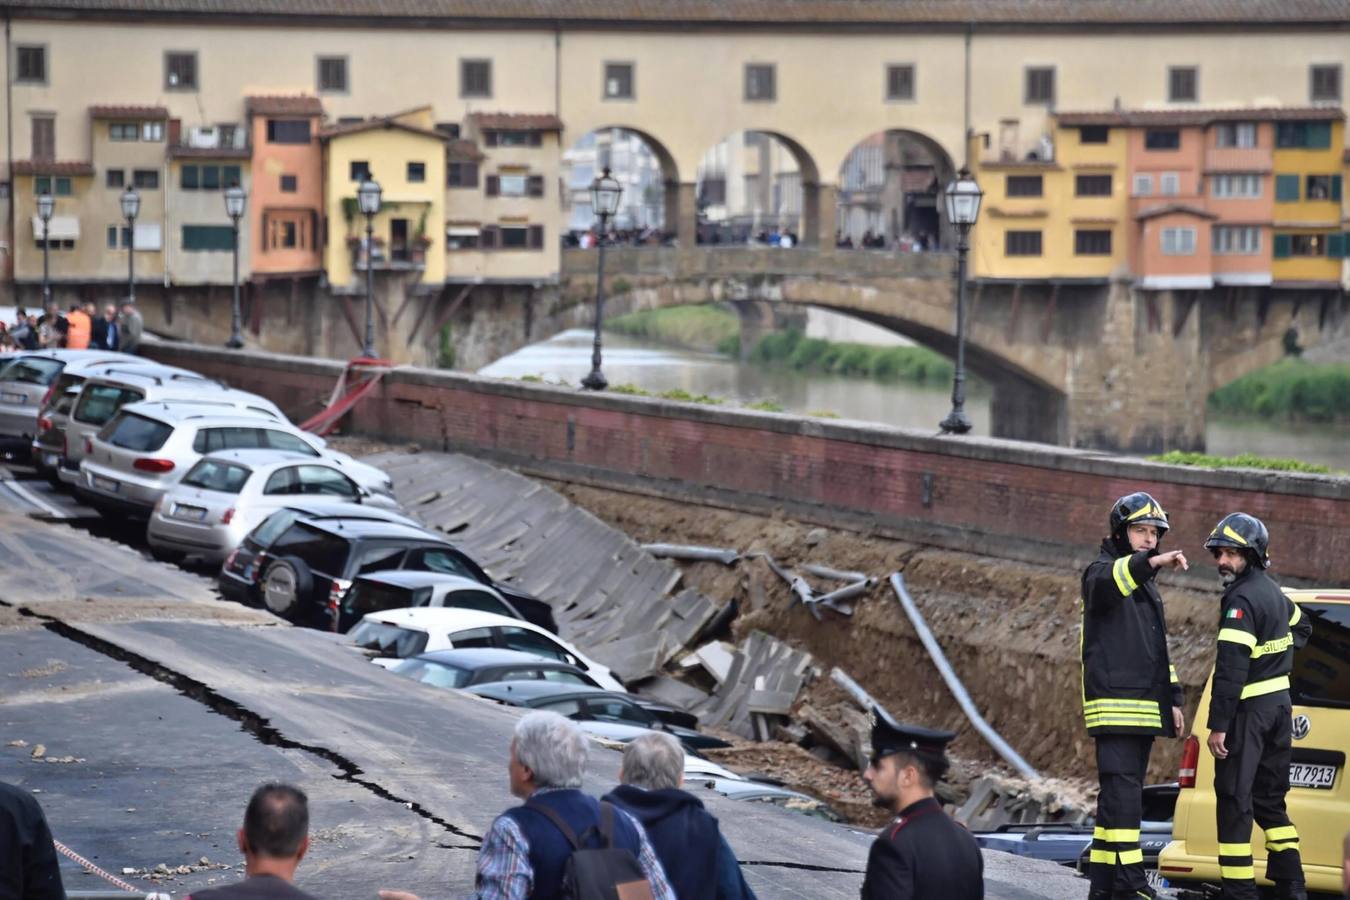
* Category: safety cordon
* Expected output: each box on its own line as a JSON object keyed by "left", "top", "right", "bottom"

{"left": 54, "top": 837, "right": 160, "bottom": 895}
{"left": 299, "top": 356, "right": 393, "bottom": 436}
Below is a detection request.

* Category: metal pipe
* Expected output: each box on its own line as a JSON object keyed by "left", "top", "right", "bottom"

{"left": 362, "top": 215, "right": 375, "bottom": 357}
{"left": 889, "top": 571, "right": 1039, "bottom": 779}
{"left": 227, "top": 216, "right": 243, "bottom": 348}
{"left": 813, "top": 579, "right": 874, "bottom": 607}
{"left": 641, "top": 543, "right": 740, "bottom": 565}
{"left": 802, "top": 563, "right": 867, "bottom": 583}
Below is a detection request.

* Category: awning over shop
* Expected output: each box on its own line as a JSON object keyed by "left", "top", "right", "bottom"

{"left": 30, "top": 216, "right": 80, "bottom": 240}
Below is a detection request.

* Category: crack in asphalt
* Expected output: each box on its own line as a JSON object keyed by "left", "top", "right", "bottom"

{"left": 6, "top": 602, "right": 483, "bottom": 848}
{"left": 739, "top": 860, "right": 868, "bottom": 873}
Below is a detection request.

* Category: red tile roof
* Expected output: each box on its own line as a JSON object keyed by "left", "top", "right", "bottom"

{"left": 447, "top": 139, "right": 486, "bottom": 162}
{"left": 89, "top": 104, "right": 168, "bottom": 120}
{"left": 1134, "top": 203, "right": 1218, "bottom": 221}
{"left": 245, "top": 95, "right": 323, "bottom": 116}
{"left": 470, "top": 113, "right": 564, "bottom": 132}
{"left": 12, "top": 160, "right": 95, "bottom": 176}
{"left": 1057, "top": 106, "right": 1346, "bottom": 127}
{"left": 318, "top": 117, "right": 446, "bottom": 141}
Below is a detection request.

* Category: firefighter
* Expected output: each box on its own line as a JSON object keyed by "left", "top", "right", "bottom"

{"left": 1081, "top": 492, "right": 1188, "bottom": 900}
{"left": 1204, "top": 512, "right": 1311, "bottom": 900}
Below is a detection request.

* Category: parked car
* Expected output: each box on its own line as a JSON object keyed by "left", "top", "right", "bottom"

{"left": 60, "top": 365, "right": 280, "bottom": 486}
{"left": 80, "top": 402, "right": 393, "bottom": 516}
{"left": 348, "top": 607, "right": 623, "bottom": 691}
{"left": 146, "top": 450, "right": 400, "bottom": 563}
{"left": 0, "top": 350, "right": 133, "bottom": 457}
{"left": 31, "top": 385, "right": 83, "bottom": 483}
{"left": 1159, "top": 589, "right": 1350, "bottom": 896}
{"left": 465, "top": 680, "right": 729, "bottom": 751}
{"left": 339, "top": 572, "right": 526, "bottom": 634}
{"left": 220, "top": 514, "right": 557, "bottom": 633}
{"left": 387, "top": 647, "right": 601, "bottom": 690}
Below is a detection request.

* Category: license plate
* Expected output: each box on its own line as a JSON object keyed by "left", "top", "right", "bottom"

{"left": 2, "top": 392, "right": 25, "bottom": 404}
{"left": 1289, "top": 763, "right": 1336, "bottom": 789}
{"left": 173, "top": 504, "right": 207, "bottom": 522}
{"left": 92, "top": 476, "right": 119, "bottom": 493}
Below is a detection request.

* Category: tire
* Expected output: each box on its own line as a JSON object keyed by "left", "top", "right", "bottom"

{"left": 260, "top": 556, "right": 313, "bottom": 622}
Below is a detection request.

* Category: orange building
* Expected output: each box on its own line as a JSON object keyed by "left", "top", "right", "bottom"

{"left": 245, "top": 95, "right": 325, "bottom": 279}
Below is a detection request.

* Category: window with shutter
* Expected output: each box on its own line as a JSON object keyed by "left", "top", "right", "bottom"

{"left": 1275, "top": 174, "right": 1301, "bottom": 202}
{"left": 181, "top": 166, "right": 199, "bottom": 190}
{"left": 1024, "top": 67, "right": 1055, "bottom": 105}
{"left": 744, "top": 64, "right": 776, "bottom": 102}
{"left": 317, "top": 56, "right": 348, "bottom": 93}
{"left": 16, "top": 46, "right": 46, "bottom": 83}
{"left": 886, "top": 64, "right": 915, "bottom": 101}
{"left": 528, "top": 225, "right": 544, "bottom": 249}
{"left": 1310, "top": 65, "right": 1342, "bottom": 103}
{"left": 1272, "top": 233, "right": 1292, "bottom": 259}
{"left": 165, "top": 51, "right": 198, "bottom": 90}
{"left": 1332, "top": 175, "right": 1343, "bottom": 202}
{"left": 461, "top": 59, "right": 492, "bottom": 98}
{"left": 480, "top": 226, "right": 499, "bottom": 249}
{"left": 485, "top": 175, "right": 500, "bottom": 197}
{"left": 1168, "top": 66, "right": 1198, "bottom": 103}
{"left": 31, "top": 116, "right": 55, "bottom": 161}
{"left": 527, "top": 175, "right": 544, "bottom": 198}
{"left": 603, "top": 63, "right": 634, "bottom": 100}
{"left": 1326, "top": 233, "right": 1346, "bottom": 259}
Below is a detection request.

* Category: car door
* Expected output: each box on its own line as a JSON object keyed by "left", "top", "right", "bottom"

{"left": 583, "top": 696, "right": 654, "bottom": 727}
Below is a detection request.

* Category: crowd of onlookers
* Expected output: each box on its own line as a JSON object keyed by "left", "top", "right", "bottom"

{"left": 0, "top": 301, "right": 142, "bottom": 354}
{"left": 836, "top": 229, "right": 936, "bottom": 252}
{"left": 562, "top": 226, "right": 941, "bottom": 252}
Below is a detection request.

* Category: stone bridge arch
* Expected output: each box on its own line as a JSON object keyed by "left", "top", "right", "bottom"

{"left": 561, "top": 125, "right": 683, "bottom": 235}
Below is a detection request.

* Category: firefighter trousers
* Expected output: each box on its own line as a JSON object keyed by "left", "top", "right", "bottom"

{"left": 1213, "top": 700, "right": 1304, "bottom": 900}
{"left": 1090, "top": 734, "right": 1153, "bottom": 898}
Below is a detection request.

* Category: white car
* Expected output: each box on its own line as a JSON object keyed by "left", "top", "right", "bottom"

{"left": 349, "top": 607, "right": 625, "bottom": 692}
{"left": 0, "top": 350, "right": 134, "bottom": 452}
{"left": 145, "top": 449, "right": 401, "bottom": 563}
{"left": 80, "top": 401, "right": 393, "bottom": 516}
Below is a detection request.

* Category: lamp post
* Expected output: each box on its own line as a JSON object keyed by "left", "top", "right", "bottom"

{"left": 357, "top": 178, "right": 382, "bottom": 359}
{"left": 939, "top": 167, "right": 983, "bottom": 435}
{"left": 581, "top": 167, "right": 623, "bottom": 391}
{"left": 120, "top": 186, "right": 141, "bottom": 307}
{"left": 224, "top": 183, "right": 247, "bottom": 349}
{"left": 36, "top": 191, "right": 54, "bottom": 308}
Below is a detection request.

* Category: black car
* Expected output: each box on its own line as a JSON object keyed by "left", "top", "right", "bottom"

{"left": 219, "top": 509, "right": 556, "bottom": 632}
{"left": 467, "top": 680, "right": 729, "bottom": 751}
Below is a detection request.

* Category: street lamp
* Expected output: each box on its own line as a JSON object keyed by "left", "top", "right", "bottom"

{"left": 120, "top": 186, "right": 141, "bottom": 307}
{"left": 36, "top": 191, "right": 54, "bottom": 308}
{"left": 357, "top": 177, "right": 382, "bottom": 358}
{"left": 581, "top": 167, "right": 623, "bottom": 391}
{"left": 939, "top": 167, "right": 983, "bottom": 435}
{"left": 224, "top": 183, "right": 247, "bottom": 349}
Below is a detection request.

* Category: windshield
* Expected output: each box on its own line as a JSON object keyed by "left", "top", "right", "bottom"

{"left": 75, "top": 384, "right": 144, "bottom": 425}
{"left": 391, "top": 658, "right": 471, "bottom": 689}
{"left": 102, "top": 413, "right": 173, "bottom": 452}
{"left": 0, "top": 357, "right": 63, "bottom": 387}
{"left": 1291, "top": 602, "right": 1350, "bottom": 710}
{"left": 349, "top": 621, "right": 429, "bottom": 658}
{"left": 181, "top": 459, "right": 252, "bottom": 494}
{"left": 345, "top": 581, "right": 432, "bottom": 615}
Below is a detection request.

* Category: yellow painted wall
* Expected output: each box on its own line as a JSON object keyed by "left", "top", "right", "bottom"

{"left": 1272, "top": 121, "right": 1345, "bottom": 226}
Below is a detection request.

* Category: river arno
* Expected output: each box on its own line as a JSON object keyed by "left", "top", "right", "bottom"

{"left": 480, "top": 329, "right": 1350, "bottom": 470}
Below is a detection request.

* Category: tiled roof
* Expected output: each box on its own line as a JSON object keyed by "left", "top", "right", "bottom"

{"left": 89, "top": 104, "right": 168, "bottom": 120}
{"left": 1057, "top": 106, "right": 1346, "bottom": 127}
{"left": 168, "top": 145, "right": 251, "bottom": 159}
{"left": 318, "top": 117, "right": 446, "bottom": 141}
{"left": 12, "top": 160, "right": 95, "bottom": 176}
{"left": 1134, "top": 203, "right": 1218, "bottom": 221}
{"left": 7, "top": 0, "right": 1350, "bottom": 26}
{"left": 447, "top": 139, "right": 486, "bottom": 162}
{"left": 470, "top": 113, "right": 564, "bottom": 132}
{"left": 245, "top": 95, "right": 323, "bottom": 116}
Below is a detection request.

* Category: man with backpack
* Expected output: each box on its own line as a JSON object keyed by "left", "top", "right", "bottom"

{"left": 380, "top": 711, "right": 673, "bottom": 899}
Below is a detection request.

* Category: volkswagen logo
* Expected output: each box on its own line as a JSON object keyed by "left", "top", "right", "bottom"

{"left": 1292, "top": 715, "right": 1311, "bottom": 740}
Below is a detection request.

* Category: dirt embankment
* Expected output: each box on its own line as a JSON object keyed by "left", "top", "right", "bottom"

{"left": 548, "top": 480, "right": 1221, "bottom": 790}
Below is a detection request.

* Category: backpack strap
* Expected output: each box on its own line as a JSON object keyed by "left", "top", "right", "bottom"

{"left": 525, "top": 799, "right": 583, "bottom": 851}
{"left": 597, "top": 801, "right": 616, "bottom": 850}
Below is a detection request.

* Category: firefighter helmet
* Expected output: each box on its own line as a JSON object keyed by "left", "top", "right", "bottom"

{"left": 1109, "top": 492, "right": 1170, "bottom": 539}
{"left": 1204, "top": 512, "right": 1270, "bottom": 569}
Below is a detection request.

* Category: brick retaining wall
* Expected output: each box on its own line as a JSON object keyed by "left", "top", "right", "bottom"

{"left": 143, "top": 339, "right": 1350, "bottom": 585}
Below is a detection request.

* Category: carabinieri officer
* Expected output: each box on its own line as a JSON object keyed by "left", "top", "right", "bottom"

{"left": 861, "top": 706, "right": 983, "bottom": 900}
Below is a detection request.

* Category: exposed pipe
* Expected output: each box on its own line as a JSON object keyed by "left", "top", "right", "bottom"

{"left": 889, "top": 571, "right": 1039, "bottom": 779}
{"left": 802, "top": 563, "right": 867, "bottom": 583}
{"left": 641, "top": 543, "right": 739, "bottom": 565}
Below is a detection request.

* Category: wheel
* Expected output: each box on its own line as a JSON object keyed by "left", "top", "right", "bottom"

{"left": 260, "top": 556, "right": 313, "bottom": 621}
{"left": 148, "top": 546, "right": 186, "bottom": 565}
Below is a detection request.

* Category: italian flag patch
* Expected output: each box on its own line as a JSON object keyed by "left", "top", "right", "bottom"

{"left": 1226, "top": 608, "right": 1244, "bottom": 620}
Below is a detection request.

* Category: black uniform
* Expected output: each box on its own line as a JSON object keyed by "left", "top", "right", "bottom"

{"left": 1207, "top": 566, "right": 1310, "bottom": 899}
{"left": 1081, "top": 539, "right": 1182, "bottom": 898}
{"left": 861, "top": 797, "right": 984, "bottom": 900}
{"left": 0, "top": 782, "right": 65, "bottom": 900}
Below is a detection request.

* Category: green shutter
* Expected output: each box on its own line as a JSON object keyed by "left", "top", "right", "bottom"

{"left": 223, "top": 165, "right": 241, "bottom": 187}
{"left": 1332, "top": 175, "right": 1343, "bottom": 202}
{"left": 1275, "top": 174, "right": 1301, "bottom": 202}
{"left": 35, "top": 176, "right": 50, "bottom": 194}
{"left": 182, "top": 225, "right": 235, "bottom": 252}
{"left": 1308, "top": 122, "right": 1332, "bottom": 149}
{"left": 1328, "top": 233, "right": 1348, "bottom": 259}
{"left": 181, "top": 166, "right": 198, "bottom": 190}
{"left": 1273, "top": 233, "right": 1292, "bottom": 259}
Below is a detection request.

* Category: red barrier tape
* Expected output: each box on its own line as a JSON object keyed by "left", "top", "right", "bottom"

{"left": 299, "top": 356, "right": 392, "bottom": 436}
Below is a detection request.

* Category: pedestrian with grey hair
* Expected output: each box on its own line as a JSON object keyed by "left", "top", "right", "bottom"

{"left": 603, "top": 732, "right": 756, "bottom": 900}
{"left": 187, "top": 783, "right": 318, "bottom": 900}
{"left": 380, "top": 711, "right": 674, "bottom": 900}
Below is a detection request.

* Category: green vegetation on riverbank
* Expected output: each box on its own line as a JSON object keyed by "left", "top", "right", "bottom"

{"left": 750, "top": 328, "right": 954, "bottom": 384}
{"left": 1210, "top": 358, "right": 1350, "bottom": 423}
{"left": 1149, "top": 450, "right": 1332, "bottom": 475}
{"left": 606, "top": 306, "right": 741, "bottom": 356}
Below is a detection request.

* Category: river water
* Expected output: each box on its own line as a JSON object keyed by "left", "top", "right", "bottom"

{"left": 480, "top": 329, "right": 1349, "bottom": 470}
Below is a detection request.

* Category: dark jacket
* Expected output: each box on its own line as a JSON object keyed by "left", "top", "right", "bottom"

{"left": 0, "top": 782, "right": 64, "bottom": 900}
{"left": 91, "top": 316, "right": 119, "bottom": 351}
{"left": 187, "top": 874, "right": 319, "bottom": 900}
{"left": 1081, "top": 540, "right": 1183, "bottom": 737}
{"left": 603, "top": 784, "right": 754, "bottom": 900}
{"left": 1207, "top": 567, "right": 1311, "bottom": 730}
{"left": 504, "top": 789, "right": 647, "bottom": 900}
{"left": 861, "top": 797, "right": 983, "bottom": 900}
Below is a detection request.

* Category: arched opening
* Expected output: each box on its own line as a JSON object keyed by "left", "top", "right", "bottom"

{"left": 835, "top": 129, "right": 958, "bottom": 251}
{"left": 694, "top": 130, "right": 821, "bottom": 246}
{"left": 561, "top": 127, "right": 679, "bottom": 244}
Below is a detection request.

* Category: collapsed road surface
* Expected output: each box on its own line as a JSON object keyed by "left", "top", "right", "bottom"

{"left": 0, "top": 469, "right": 1090, "bottom": 899}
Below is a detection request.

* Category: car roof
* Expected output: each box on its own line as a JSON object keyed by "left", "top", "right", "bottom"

{"left": 468, "top": 680, "right": 613, "bottom": 703}
{"left": 197, "top": 449, "right": 313, "bottom": 468}
{"left": 9, "top": 350, "right": 134, "bottom": 365}
{"left": 299, "top": 518, "right": 438, "bottom": 540}
{"left": 117, "top": 401, "right": 284, "bottom": 426}
{"left": 279, "top": 500, "right": 417, "bottom": 525}
{"left": 81, "top": 368, "right": 216, "bottom": 389}
{"left": 355, "top": 570, "right": 482, "bottom": 591}
{"left": 366, "top": 607, "right": 529, "bottom": 631}
{"left": 412, "top": 647, "right": 573, "bottom": 670}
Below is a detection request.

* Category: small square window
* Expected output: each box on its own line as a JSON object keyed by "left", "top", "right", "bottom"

{"left": 280, "top": 174, "right": 297, "bottom": 192}
{"left": 106, "top": 169, "right": 125, "bottom": 189}
{"left": 1074, "top": 229, "right": 1112, "bottom": 255}
{"left": 886, "top": 64, "right": 915, "bottom": 101}
{"left": 1005, "top": 230, "right": 1043, "bottom": 256}
{"left": 142, "top": 121, "right": 164, "bottom": 142}
{"left": 1160, "top": 172, "right": 1180, "bottom": 196}
{"left": 1132, "top": 174, "right": 1153, "bottom": 196}
{"left": 16, "top": 46, "right": 46, "bottom": 83}
{"left": 318, "top": 56, "right": 348, "bottom": 93}
{"left": 110, "top": 122, "right": 139, "bottom": 141}
{"left": 350, "top": 160, "right": 370, "bottom": 182}
{"left": 448, "top": 162, "right": 479, "bottom": 188}
{"left": 745, "top": 64, "right": 776, "bottom": 102}
{"left": 1075, "top": 174, "right": 1112, "bottom": 197}
{"left": 1168, "top": 66, "right": 1198, "bottom": 103}
{"left": 1310, "top": 64, "right": 1342, "bottom": 103}
{"left": 1079, "top": 125, "right": 1109, "bottom": 144}
{"left": 604, "top": 62, "right": 634, "bottom": 100}
{"left": 1145, "top": 129, "right": 1181, "bottom": 150}
{"left": 53, "top": 177, "right": 71, "bottom": 196}
{"left": 435, "top": 122, "right": 462, "bottom": 139}
{"left": 133, "top": 169, "right": 159, "bottom": 189}
{"left": 223, "top": 165, "right": 241, "bottom": 187}
{"left": 165, "top": 51, "right": 198, "bottom": 90}
{"left": 461, "top": 59, "right": 492, "bottom": 98}
{"left": 407, "top": 161, "right": 426, "bottom": 183}
{"left": 1006, "top": 175, "right": 1043, "bottom": 197}
{"left": 35, "top": 176, "right": 50, "bottom": 195}
{"left": 1024, "top": 67, "right": 1055, "bottom": 105}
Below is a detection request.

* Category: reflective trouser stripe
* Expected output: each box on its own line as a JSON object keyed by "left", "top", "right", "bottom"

{"left": 1221, "top": 865, "right": 1256, "bottom": 880}
{"left": 1096, "top": 828, "right": 1141, "bottom": 842}
{"left": 1265, "top": 825, "right": 1298, "bottom": 842}
{"left": 1267, "top": 840, "right": 1299, "bottom": 852}
{"left": 1169, "top": 664, "right": 1179, "bottom": 684}
{"left": 1112, "top": 556, "right": 1138, "bottom": 596}
{"left": 1240, "top": 675, "right": 1290, "bottom": 699}
{"left": 1090, "top": 849, "right": 1116, "bottom": 864}
{"left": 1219, "top": 843, "right": 1251, "bottom": 856}
{"left": 1118, "top": 848, "right": 1144, "bottom": 865}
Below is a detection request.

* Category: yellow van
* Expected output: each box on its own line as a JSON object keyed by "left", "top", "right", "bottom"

{"left": 1159, "top": 589, "right": 1350, "bottom": 895}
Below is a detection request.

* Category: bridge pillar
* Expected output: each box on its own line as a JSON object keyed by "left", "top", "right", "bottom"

{"left": 671, "top": 181, "right": 698, "bottom": 248}
{"left": 802, "top": 183, "right": 837, "bottom": 247}
{"left": 732, "top": 299, "right": 805, "bottom": 359}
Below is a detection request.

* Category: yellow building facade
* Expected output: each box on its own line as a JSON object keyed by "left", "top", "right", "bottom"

{"left": 1271, "top": 119, "right": 1346, "bottom": 286}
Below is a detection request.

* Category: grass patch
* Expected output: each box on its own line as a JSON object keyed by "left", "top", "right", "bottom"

{"left": 1149, "top": 450, "right": 1332, "bottom": 475}
{"left": 607, "top": 305, "right": 740, "bottom": 354}
{"left": 518, "top": 375, "right": 544, "bottom": 383}
{"left": 808, "top": 410, "right": 841, "bottom": 418}
{"left": 747, "top": 400, "right": 785, "bottom": 412}
{"left": 609, "top": 383, "right": 652, "bottom": 396}
{"left": 750, "top": 328, "right": 954, "bottom": 385}
{"left": 657, "top": 388, "right": 722, "bottom": 405}
{"left": 1210, "top": 358, "right": 1350, "bottom": 423}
